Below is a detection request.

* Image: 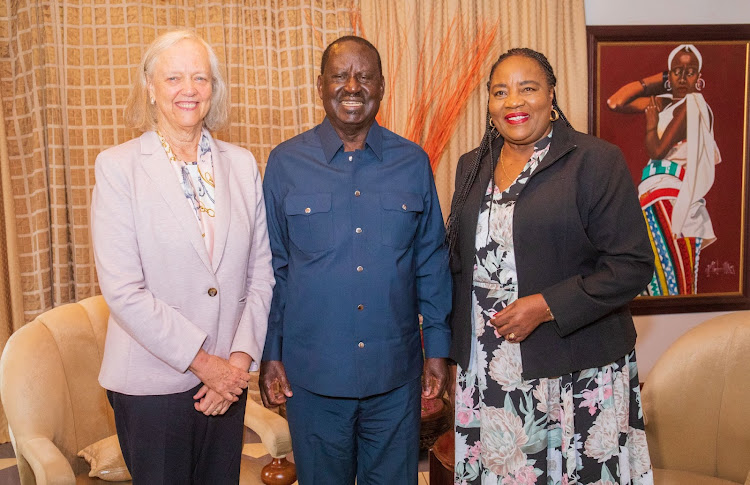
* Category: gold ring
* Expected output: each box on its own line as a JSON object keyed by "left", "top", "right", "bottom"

{"left": 507, "top": 332, "right": 516, "bottom": 341}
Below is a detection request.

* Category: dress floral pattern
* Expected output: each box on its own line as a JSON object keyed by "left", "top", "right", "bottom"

{"left": 454, "top": 133, "right": 653, "bottom": 485}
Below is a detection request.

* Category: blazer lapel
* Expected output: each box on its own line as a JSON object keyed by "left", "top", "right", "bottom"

{"left": 210, "top": 137, "right": 231, "bottom": 272}
{"left": 138, "top": 131, "right": 213, "bottom": 272}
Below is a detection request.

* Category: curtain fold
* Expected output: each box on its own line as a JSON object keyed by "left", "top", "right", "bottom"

{"left": 0, "top": 83, "right": 24, "bottom": 445}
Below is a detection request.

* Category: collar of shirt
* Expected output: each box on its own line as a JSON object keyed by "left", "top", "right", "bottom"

{"left": 317, "top": 117, "right": 384, "bottom": 163}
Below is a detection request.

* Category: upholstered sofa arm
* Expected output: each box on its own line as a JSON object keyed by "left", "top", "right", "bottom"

{"left": 244, "top": 399, "right": 293, "bottom": 458}
{"left": 19, "top": 436, "right": 76, "bottom": 485}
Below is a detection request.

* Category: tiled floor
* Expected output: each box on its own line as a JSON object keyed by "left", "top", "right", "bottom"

{"left": 0, "top": 439, "right": 432, "bottom": 484}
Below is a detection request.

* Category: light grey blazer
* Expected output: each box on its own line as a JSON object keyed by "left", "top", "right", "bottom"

{"left": 91, "top": 131, "right": 274, "bottom": 395}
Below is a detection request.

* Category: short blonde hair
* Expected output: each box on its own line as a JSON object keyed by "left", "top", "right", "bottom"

{"left": 124, "top": 30, "right": 229, "bottom": 132}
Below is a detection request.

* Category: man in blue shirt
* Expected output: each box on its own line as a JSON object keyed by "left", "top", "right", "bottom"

{"left": 260, "top": 35, "right": 452, "bottom": 484}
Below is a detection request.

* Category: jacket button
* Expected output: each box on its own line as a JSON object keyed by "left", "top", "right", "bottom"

{"left": 358, "top": 342, "right": 365, "bottom": 348}
{"left": 356, "top": 265, "right": 363, "bottom": 272}
{"left": 208, "top": 288, "right": 217, "bottom": 297}
{"left": 354, "top": 190, "right": 361, "bottom": 197}
{"left": 357, "top": 304, "right": 364, "bottom": 310}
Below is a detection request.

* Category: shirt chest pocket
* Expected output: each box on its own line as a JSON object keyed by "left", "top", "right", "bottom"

{"left": 380, "top": 192, "right": 423, "bottom": 249}
{"left": 285, "top": 193, "right": 333, "bottom": 253}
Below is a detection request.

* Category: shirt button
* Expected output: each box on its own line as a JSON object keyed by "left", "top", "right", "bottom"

{"left": 348, "top": 155, "right": 353, "bottom": 162}
{"left": 402, "top": 204, "right": 407, "bottom": 210}
{"left": 207, "top": 288, "right": 217, "bottom": 297}
{"left": 304, "top": 207, "right": 311, "bottom": 214}
{"left": 358, "top": 341, "right": 365, "bottom": 348}
{"left": 354, "top": 190, "right": 361, "bottom": 197}
{"left": 357, "top": 265, "right": 363, "bottom": 272}
{"left": 355, "top": 227, "right": 362, "bottom": 234}
{"left": 357, "top": 304, "right": 364, "bottom": 310}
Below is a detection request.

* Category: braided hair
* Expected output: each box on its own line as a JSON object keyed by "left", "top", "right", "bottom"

{"left": 445, "top": 48, "right": 571, "bottom": 251}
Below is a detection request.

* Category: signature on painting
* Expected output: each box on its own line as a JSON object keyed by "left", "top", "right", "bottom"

{"left": 704, "top": 260, "right": 736, "bottom": 277}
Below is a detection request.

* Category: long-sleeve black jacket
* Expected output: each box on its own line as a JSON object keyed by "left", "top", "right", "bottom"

{"left": 448, "top": 120, "right": 654, "bottom": 379}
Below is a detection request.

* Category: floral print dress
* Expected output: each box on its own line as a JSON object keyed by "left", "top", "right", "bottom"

{"left": 454, "top": 134, "right": 653, "bottom": 485}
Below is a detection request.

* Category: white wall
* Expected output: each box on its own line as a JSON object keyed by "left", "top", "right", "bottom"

{"left": 585, "top": 0, "right": 750, "bottom": 25}
{"left": 583, "top": 0, "right": 750, "bottom": 380}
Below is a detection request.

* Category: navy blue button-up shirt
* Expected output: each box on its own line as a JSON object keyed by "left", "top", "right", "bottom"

{"left": 262, "top": 118, "right": 452, "bottom": 398}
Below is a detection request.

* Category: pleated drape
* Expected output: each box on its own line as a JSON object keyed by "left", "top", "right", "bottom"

{"left": 0, "top": 92, "right": 24, "bottom": 444}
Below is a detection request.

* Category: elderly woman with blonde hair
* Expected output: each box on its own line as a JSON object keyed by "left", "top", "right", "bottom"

{"left": 91, "top": 29, "right": 274, "bottom": 483}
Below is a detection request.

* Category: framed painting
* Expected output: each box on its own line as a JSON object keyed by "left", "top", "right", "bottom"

{"left": 588, "top": 25, "right": 750, "bottom": 314}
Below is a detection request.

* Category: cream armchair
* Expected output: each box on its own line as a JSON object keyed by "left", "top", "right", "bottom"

{"left": 0, "top": 295, "right": 295, "bottom": 485}
{"left": 642, "top": 311, "right": 750, "bottom": 485}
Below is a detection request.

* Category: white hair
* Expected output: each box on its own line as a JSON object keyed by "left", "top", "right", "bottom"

{"left": 124, "top": 29, "right": 229, "bottom": 132}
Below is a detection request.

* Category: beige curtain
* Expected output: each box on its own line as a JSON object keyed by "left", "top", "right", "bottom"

{"left": 0, "top": 0, "right": 586, "bottom": 443}
{"left": 359, "top": 0, "right": 588, "bottom": 217}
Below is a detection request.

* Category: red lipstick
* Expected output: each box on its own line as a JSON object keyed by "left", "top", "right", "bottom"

{"left": 505, "top": 112, "right": 529, "bottom": 125}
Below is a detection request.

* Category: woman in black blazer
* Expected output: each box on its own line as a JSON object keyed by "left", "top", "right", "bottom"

{"left": 447, "top": 48, "right": 655, "bottom": 485}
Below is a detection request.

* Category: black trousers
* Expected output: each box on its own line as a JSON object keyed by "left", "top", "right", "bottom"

{"left": 107, "top": 383, "right": 247, "bottom": 485}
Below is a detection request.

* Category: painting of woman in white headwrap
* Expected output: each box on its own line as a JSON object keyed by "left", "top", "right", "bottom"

{"left": 607, "top": 44, "right": 721, "bottom": 295}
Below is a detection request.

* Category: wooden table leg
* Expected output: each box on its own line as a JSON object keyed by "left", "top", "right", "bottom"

{"left": 428, "top": 448, "right": 453, "bottom": 485}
